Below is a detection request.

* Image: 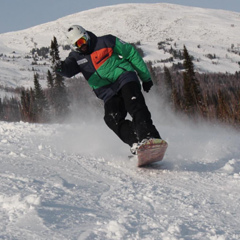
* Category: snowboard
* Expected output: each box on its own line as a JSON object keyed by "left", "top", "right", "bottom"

{"left": 137, "top": 138, "right": 168, "bottom": 167}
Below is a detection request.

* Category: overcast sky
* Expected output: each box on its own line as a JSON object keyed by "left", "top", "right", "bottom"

{"left": 1, "top": 0, "right": 240, "bottom": 34}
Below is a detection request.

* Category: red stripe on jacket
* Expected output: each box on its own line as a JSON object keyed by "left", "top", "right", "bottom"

{"left": 91, "top": 48, "right": 113, "bottom": 70}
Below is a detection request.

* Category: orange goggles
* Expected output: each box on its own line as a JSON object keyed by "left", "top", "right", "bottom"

{"left": 75, "top": 35, "right": 88, "bottom": 48}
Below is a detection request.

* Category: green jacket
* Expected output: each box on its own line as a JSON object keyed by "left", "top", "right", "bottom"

{"left": 60, "top": 31, "right": 151, "bottom": 101}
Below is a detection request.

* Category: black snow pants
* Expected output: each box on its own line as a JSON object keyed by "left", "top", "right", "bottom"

{"left": 104, "top": 81, "right": 160, "bottom": 147}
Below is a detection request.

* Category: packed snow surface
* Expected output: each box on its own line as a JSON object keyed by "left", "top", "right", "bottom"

{"left": 1, "top": 102, "right": 240, "bottom": 239}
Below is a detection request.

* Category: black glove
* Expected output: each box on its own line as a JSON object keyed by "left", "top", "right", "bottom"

{"left": 54, "top": 60, "right": 63, "bottom": 73}
{"left": 142, "top": 80, "right": 153, "bottom": 93}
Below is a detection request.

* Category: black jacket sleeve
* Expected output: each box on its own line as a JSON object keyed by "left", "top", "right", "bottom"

{"left": 59, "top": 53, "right": 81, "bottom": 78}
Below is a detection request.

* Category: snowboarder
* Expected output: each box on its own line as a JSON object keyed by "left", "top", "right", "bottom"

{"left": 55, "top": 25, "right": 161, "bottom": 154}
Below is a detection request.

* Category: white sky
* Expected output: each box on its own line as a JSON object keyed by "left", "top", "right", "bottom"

{"left": 1, "top": 0, "right": 240, "bottom": 34}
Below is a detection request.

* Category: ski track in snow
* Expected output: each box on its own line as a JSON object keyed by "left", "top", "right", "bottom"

{"left": 0, "top": 117, "right": 240, "bottom": 240}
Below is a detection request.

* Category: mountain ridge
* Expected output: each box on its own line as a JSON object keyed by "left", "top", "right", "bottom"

{"left": 0, "top": 3, "right": 240, "bottom": 89}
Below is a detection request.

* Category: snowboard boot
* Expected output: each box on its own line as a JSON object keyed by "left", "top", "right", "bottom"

{"left": 130, "top": 143, "right": 139, "bottom": 155}
{"left": 130, "top": 138, "right": 157, "bottom": 155}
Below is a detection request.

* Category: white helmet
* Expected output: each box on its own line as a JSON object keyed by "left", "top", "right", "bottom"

{"left": 66, "top": 25, "right": 90, "bottom": 51}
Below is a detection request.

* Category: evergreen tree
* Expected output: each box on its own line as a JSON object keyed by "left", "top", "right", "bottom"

{"left": 164, "top": 66, "right": 172, "bottom": 90}
{"left": 20, "top": 88, "right": 37, "bottom": 122}
{"left": 29, "top": 88, "right": 37, "bottom": 122}
{"left": 46, "top": 69, "right": 55, "bottom": 111}
{"left": 49, "top": 36, "right": 70, "bottom": 120}
{"left": 183, "top": 45, "right": 205, "bottom": 116}
{"left": 33, "top": 72, "right": 49, "bottom": 122}
{"left": 47, "top": 70, "right": 54, "bottom": 88}
{"left": 172, "top": 82, "right": 182, "bottom": 112}
{"left": 20, "top": 90, "right": 28, "bottom": 121}
{"left": 183, "top": 71, "right": 195, "bottom": 114}
{"left": 163, "top": 66, "right": 173, "bottom": 103}
{"left": 50, "top": 36, "right": 60, "bottom": 64}
{"left": 3, "top": 97, "right": 21, "bottom": 122}
{"left": 20, "top": 89, "right": 32, "bottom": 122}
{"left": 216, "top": 90, "right": 229, "bottom": 122}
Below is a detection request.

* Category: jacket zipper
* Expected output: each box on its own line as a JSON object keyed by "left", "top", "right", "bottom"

{"left": 96, "top": 53, "right": 109, "bottom": 64}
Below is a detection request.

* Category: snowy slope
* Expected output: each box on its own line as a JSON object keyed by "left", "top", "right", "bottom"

{"left": 0, "top": 3, "right": 240, "bottom": 90}
{"left": 1, "top": 4, "right": 240, "bottom": 239}
{"left": 1, "top": 100, "right": 240, "bottom": 239}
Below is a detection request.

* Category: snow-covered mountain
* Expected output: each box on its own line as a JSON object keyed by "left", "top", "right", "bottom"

{"left": 0, "top": 3, "right": 240, "bottom": 90}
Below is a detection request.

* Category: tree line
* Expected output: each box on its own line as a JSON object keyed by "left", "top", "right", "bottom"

{"left": 20, "top": 37, "right": 70, "bottom": 123}
{"left": 150, "top": 45, "right": 240, "bottom": 127}
{"left": 0, "top": 39, "right": 240, "bottom": 128}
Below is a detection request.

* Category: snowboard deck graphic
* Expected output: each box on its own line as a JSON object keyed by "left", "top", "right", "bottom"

{"left": 137, "top": 139, "right": 168, "bottom": 167}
